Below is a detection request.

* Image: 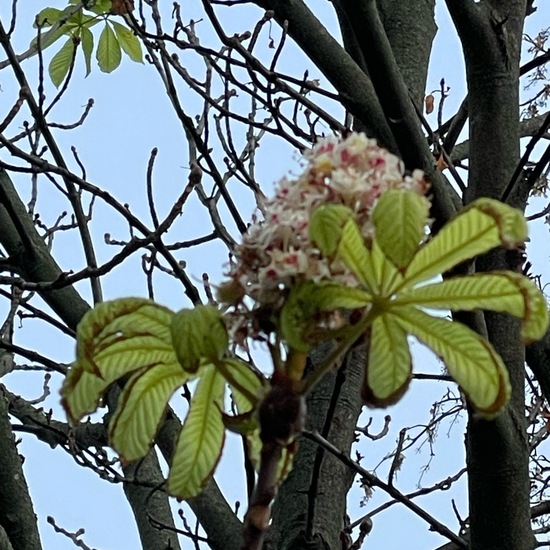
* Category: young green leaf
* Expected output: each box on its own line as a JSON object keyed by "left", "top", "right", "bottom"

{"left": 394, "top": 271, "right": 549, "bottom": 342}
{"left": 309, "top": 204, "right": 354, "bottom": 257}
{"left": 472, "top": 198, "right": 528, "bottom": 247}
{"left": 49, "top": 37, "right": 76, "bottom": 87}
{"left": 372, "top": 189, "right": 429, "bottom": 270}
{"left": 96, "top": 23, "right": 121, "bottom": 73}
{"left": 403, "top": 198, "right": 527, "bottom": 290}
{"left": 76, "top": 298, "right": 175, "bottom": 377}
{"left": 369, "top": 238, "right": 403, "bottom": 296}
{"left": 61, "top": 363, "right": 111, "bottom": 425}
{"left": 337, "top": 218, "right": 380, "bottom": 292}
{"left": 85, "top": 0, "right": 112, "bottom": 15}
{"left": 168, "top": 366, "right": 226, "bottom": 499}
{"left": 112, "top": 21, "right": 143, "bottom": 63}
{"left": 34, "top": 7, "right": 63, "bottom": 27}
{"left": 394, "top": 307, "right": 511, "bottom": 416}
{"left": 363, "top": 313, "right": 412, "bottom": 406}
{"left": 31, "top": 7, "right": 82, "bottom": 52}
{"left": 171, "top": 305, "right": 229, "bottom": 373}
{"left": 80, "top": 25, "right": 94, "bottom": 76}
{"left": 109, "top": 362, "right": 189, "bottom": 462}
{"left": 215, "top": 358, "right": 265, "bottom": 409}
{"left": 62, "top": 299, "right": 179, "bottom": 424}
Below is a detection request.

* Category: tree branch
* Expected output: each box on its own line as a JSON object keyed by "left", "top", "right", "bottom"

{"left": 0, "top": 390, "right": 43, "bottom": 550}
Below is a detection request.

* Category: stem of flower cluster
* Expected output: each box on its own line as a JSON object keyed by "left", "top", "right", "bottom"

{"left": 299, "top": 306, "right": 377, "bottom": 396}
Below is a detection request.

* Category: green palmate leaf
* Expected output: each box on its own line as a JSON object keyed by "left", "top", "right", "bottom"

{"left": 109, "top": 362, "right": 189, "bottom": 462}
{"left": 168, "top": 365, "right": 226, "bottom": 499}
{"left": 215, "top": 358, "right": 265, "bottom": 410}
{"left": 171, "top": 305, "right": 228, "bottom": 373}
{"left": 112, "top": 21, "right": 143, "bottom": 63}
{"left": 309, "top": 204, "right": 354, "bottom": 257}
{"left": 337, "top": 217, "right": 379, "bottom": 292}
{"left": 280, "top": 281, "right": 372, "bottom": 352}
{"left": 394, "top": 307, "right": 510, "bottom": 416}
{"left": 34, "top": 7, "right": 64, "bottom": 27}
{"left": 372, "top": 190, "right": 429, "bottom": 269}
{"left": 472, "top": 198, "right": 528, "bottom": 247}
{"left": 403, "top": 198, "right": 527, "bottom": 290}
{"left": 80, "top": 25, "right": 94, "bottom": 76}
{"left": 49, "top": 37, "right": 76, "bottom": 87}
{"left": 61, "top": 363, "right": 110, "bottom": 424}
{"left": 32, "top": 7, "right": 82, "bottom": 51}
{"left": 85, "top": 0, "right": 112, "bottom": 14}
{"left": 370, "top": 238, "right": 403, "bottom": 296}
{"left": 363, "top": 313, "right": 412, "bottom": 406}
{"left": 96, "top": 23, "right": 121, "bottom": 73}
{"left": 62, "top": 299, "right": 179, "bottom": 424}
{"left": 394, "top": 272, "right": 549, "bottom": 342}
{"left": 76, "top": 298, "right": 174, "bottom": 377}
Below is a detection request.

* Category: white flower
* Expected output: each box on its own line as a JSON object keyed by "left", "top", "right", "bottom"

{"left": 224, "top": 133, "right": 429, "bottom": 312}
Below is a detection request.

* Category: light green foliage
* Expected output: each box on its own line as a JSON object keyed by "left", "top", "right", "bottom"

{"left": 305, "top": 192, "right": 548, "bottom": 416}
{"left": 34, "top": 2, "right": 143, "bottom": 86}
{"left": 62, "top": 299, "right": 265, "bottom": 499}
{"left": 109, "top": 362, "right": 188, "bottom": 462}
{"left": 171, "top": 305, "right": 229, "bottom": 373}
{"left": 96, "top": 23, "right": 121, "bottom": 73}
{"left": 168, "top": 365, "right": 226, "bottom": 499}
{"left": 372, "top": 189, "right": 430, "bottom": 269}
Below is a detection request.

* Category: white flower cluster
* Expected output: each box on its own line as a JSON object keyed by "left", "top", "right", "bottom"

{"left": 226, "top": 133, "right": 428, "bottom": 308}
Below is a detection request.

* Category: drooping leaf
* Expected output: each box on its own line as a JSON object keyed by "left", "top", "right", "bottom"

{"left": 403, "top": 199, "right": 527, "bottom": 290}
{"left": 372, "top": 189, "right": 429, "bottom": 270}
{"left": 62, "top": 299, "right": 180, "bottom": 424}
{"left": 168, "top": 366, "right": 226, "bottom": 499}
{"left": 76, "top": 298, "right": 175, "bottom": 378}
{"left": 171, "top": 305, "right": 229, "bottom": 373}
{"left": 369, "top": 238, "right": 403, "bottom": 296}
{"left": 112, "top": 21, "right": 143, "bottom": 63}
{"left": 109, "top": 362, "right": 189, "bottom": 462}
{"left": 96, "top": 23, "right": 121, "bottom": 73}
{"left": 394, "top": 307, "right": 510, "bottom": 416}
{"left": 363, "top": 313, "right": 412, "bottom": 406}
{"left": 337, "top": 218, "right": 379, "bottom": 292}
{"left": 49, "top": 37, "right": 76, "bottom": 87}
{"left": 472, "top": 198, "right": 527, "bottom": 247}
{"left": 309, "top": 204, "right": 354, "bottom": 257}
{"left": 215, "top": 358, "right": 265, "bottom": 410}
{"left": 280, "top": 281, "right": 372, "bottom": 352}
{"left": 394, "top": 272, "right": 549, "bottom": 342}
{"left": 80, "top": 25, "right": 94, "bottom": 76}
{"left": 61, "top": 363, "right": 110, "bottom": 425}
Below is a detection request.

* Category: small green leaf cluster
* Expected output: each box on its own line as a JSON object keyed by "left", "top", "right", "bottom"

{"left": 290, "top": 192, "right": 548, "bottom": 414}
{"left": 34, "top": 1, "right": 143, "bottom": 86}
{"left": 61, "top": 300, "right": 264, "bottom": 498}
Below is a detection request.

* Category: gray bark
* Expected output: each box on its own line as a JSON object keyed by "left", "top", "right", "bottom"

{"left": 0, "top": 392, "right": 42, "bottom": 550}
{"left": 446, "top": 1, "right": 535, "bottom": 549}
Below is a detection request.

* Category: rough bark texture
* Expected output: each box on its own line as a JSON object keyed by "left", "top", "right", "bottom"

{"left": 122, "top": 450, "right": 181, "bottom": 550}
{"left": 265, "top": 344, "right": 364, "bottom": 550}
{"left": 377, "top": 0, "right": 436, "bottom": 109}
{"left": 445, "top": 2, "right": 535, "bottom": 549}
{"left": 0, "top": 392, "right": 42, "bottom": 550}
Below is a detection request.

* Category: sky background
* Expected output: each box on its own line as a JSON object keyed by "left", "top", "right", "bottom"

{"left": 1, "top": 1, "right": 549, "bottom": 549}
